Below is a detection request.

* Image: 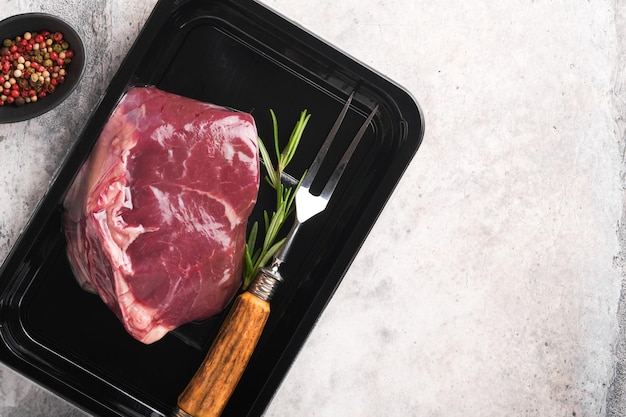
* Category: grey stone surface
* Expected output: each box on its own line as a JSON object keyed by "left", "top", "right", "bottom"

{"left": 0, "top": 366, "right": 86, "bottom": 417}
{"left": 606, "top": 3, "right": 626, "bottom": 417}
{"left": 1, "top": 0, "right": 626, "bottom": 416}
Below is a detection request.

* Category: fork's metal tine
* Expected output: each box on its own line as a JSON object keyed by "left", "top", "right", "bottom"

{"left": 301, "top": 91, "right": 355, "bottom": 189}
{"left": 320, "top": 104, "right": 379, "bottom": 200}
{"left": 275, "top": 99, "right": 378, "bottom": 266}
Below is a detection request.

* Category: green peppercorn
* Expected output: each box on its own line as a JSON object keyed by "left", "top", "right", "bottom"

{"left": 61, "top": 41, "right": 69, "bottom": 49}
{"left": 43, "top": 59, "right": 53, "bottom": 67}
{"left": 31, "top": 79, "right": 43, "bottom": 92}
{"left": 2, "top": 38, "right": 11, "bottom": 47}
{"left": 53, "top": 43, "right": 63, "bottom": 53}
{"left": 17, "top": 78, "right": 29, "bottom": 90}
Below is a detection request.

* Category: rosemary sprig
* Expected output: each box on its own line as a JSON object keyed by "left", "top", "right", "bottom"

{"left": 243, "top": 109, "right": 311, "bottom": 288}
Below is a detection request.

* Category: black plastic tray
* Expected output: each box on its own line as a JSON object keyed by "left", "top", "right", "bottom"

{"left": 0, "top": 0, "right": 424, "bottom": 416}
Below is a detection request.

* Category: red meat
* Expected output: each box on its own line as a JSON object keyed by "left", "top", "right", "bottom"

{"left": 63, "top": 86, "right": 259, "bottom": 344}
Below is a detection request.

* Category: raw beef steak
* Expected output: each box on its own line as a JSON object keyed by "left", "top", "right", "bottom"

{"left": 63, "top": 86, "right": 259, "bottom": 344}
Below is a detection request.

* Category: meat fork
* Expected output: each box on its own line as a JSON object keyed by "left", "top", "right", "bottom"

{"left": 174, "top": 93, "right": 379, "bottom": 417}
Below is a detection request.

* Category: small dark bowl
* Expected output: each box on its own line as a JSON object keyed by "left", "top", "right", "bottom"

{"left": 0, "top": 13, "right": 86, "bottom": 123}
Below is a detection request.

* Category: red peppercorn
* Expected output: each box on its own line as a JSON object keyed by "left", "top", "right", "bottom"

{"left": 0, "top": 76, "right": 4, "bottom": 84}
{"left": 65, "top": 50, "right": 74, "bottom": 59}
{"left": 53, "top": 32, "right": 63, "bottom": 43}
{"left": 10, "top": 89, "right": 19, "bottom": 98}
{"left": 38, "top": 91, "right": 46, "bottom": 98}
{"left": 6, "top": 96, "right": 14, "bottom": 104}
{"left": 9, "top": 45, "right": 17, "bottom": 53}
{"left": 50, "top": 51, "right": 58, "bottom": 60}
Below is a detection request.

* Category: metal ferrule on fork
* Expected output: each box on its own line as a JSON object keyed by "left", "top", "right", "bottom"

{"left": 248, "top": 265, "right": 283, "bottom": 302}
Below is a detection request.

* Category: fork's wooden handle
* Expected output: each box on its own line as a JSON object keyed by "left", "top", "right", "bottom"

{"left": 177, "top": 291, "right": 270, "bottom": 417}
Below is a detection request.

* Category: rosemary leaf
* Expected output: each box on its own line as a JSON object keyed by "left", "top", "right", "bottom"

{"left": 247, "top": 221, "right": 259, "bottom": 254}
{"left": 244, "top": 244, "right": 255, "bottom": 273}
{"left": 258, "top": 238, "right": 287, "bottom": 270}
{"left": 271, "top": 109, "right": 281, "bottom": 162}
{"left": 281, "top": 111, "right": 310, "bottom": 169}
{"left": 258, "top": 136, "right": 277, "bottom": 188}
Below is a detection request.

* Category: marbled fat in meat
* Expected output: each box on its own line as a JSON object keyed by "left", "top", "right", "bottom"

{"left": 63, "top": 86, "right": 259, "bottom": 344}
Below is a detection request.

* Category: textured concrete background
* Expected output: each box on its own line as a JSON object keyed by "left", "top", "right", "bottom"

{"left": 1, "top": 0, "right": 626, "bottom": 416}
{"left": 606, "top": 3, "right": 626, "bottom": 416}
